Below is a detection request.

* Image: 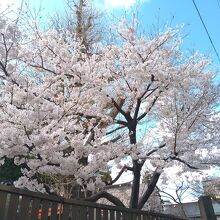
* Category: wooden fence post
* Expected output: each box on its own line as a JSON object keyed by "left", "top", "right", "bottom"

{"left": 198, "top": 195, "right": 217, "bottom": 220}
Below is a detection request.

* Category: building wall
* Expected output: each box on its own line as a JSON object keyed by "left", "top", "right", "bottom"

{"left": 98, "top": 182, "right": 162, "bottom": 211}
{"left": 163, "top": 201, "right": 220, "bottom": 219}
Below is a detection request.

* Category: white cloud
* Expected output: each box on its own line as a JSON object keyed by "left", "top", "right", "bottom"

{"left": 104, "top": 0, "right": 150, "bottom": 9}
{"left": 105, "top": 0, "right": 135, "bottom": 8}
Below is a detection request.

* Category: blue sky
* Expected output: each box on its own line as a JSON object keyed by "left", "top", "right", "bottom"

{"left": 1, "top": 0, "right": 220, "bottom": 73}
{"left": 99, "top": 0, "right": 220, "bottom": 72}
{"left": 50, "top": 1, "right": 219, "bottom": 70}
{"left": 138, "top": 0, "right": 220, "bottom": 67}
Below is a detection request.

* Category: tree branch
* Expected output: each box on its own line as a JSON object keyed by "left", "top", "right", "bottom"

{"left": 138, "top": 171, "right": 161, "bottom": 209}
{"left": 85, "top": 191, "right": 125, "bottom": 207}
{"left": 110, "top": 97, "right": 131, "bottom": 121}
{"left": 157, "top": 186, "right": 179, "bottom": 204}
{"left": 137, "top": 88, "right": 164, "bottom": 122}
{"left": 30, "top": 64, "right": 58, "bottom": 75}
{"left": 106, "top": 125, "right": 125, "bottom": 135}
{"left": 134, "top": 85, "right": 157, "bottom": 121}
{"left": 134, "top": 98, "right": 141, "bottom": 121}
{"left": 146, "top": 143, "right": 166, "bottom": 157}
{"left": 101, "top": 135, "right": 122, "bottom": 145}
{"left": 106, "top": 165, "right": 133, "bottom": 185}
{"left": 108, "top": 97, "right": 125, "bottom": 120}
{"left": 0, "top": 60, "right": 9, "bottom": 76}
{"left": 115, "top": 119, "right": 128, "bottom": 126}
{"left": 169, "top": 156, "right": 199, "bottom": 169}
{"left": 138, "top": 143, "right": 166, "bottom": 160}
{"left": 137, "top": 112, "right": 147, "bottom": 122}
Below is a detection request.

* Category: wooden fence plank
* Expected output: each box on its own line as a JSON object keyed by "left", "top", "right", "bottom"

{"left": 137, "top": 213, "right": 143, "bottom": 220}
{"left": 17, "top": 195, "right": 31, "bottom": 220}
{"left": 2, "top": 193, "right": 11, "bottom": 220}
{"left": 102, "top": 209, "right": 108, "bottom": 220}
{"left": 143, "top": 215, "right": 149, "bottom": 220}
{"left": 57, "top": 203, "right": 62, "bottom": 220}
{"left": 30, "top": 198, "right": 41, "bottom": 220}
{"left": 41, "top": 200, "right": 50, "bottom": 220}
{"left": 136, "top": 213, "right": 141, "bottom": 220}
{"left": 3, "top": 193, "right": 11, "bottom": 220}
{"left": 88, "top": 207, "right": 95, "bottom": 220}
{"left": 0, "top": 191, "right": 8, "bottom": 220}
{"left": 50, "top": 201, "right": 58, "bottom": 220}
{"left": 6, "top": 193, "right": 20, "bottom": 220}
{"left": 122, "top": 212, "right": 131, "bottom": 220}
{"left": 116, "top": 211, "right": 122, "bottom": 220}
{"left": 109, "top": 210, "right": 115, "bottom": 220}
{"left": 96, "top": 208, "right": 102, "bottom": 220}
{"left": 150, "top": 215, "right": 155, "bottom": 220}
{"left": 80, "top": 206, "right": 88, "bottom": 220}
{"left": 72, "top": 205, "right": 81, "bottom": 220}
{"left": 62, "top": 204, "right": 71, "bottom": 220}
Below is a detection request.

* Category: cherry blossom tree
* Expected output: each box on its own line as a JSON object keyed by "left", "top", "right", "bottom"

{"left": 0, "top": 8, "right": 219, "bottom": 210}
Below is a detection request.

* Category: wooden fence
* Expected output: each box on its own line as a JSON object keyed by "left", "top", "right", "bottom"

{"left": 0, "top": 184, "right": 188, "bottom": 220}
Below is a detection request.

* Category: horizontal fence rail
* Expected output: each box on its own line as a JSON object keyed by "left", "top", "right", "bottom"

{"left": 0, "top": 184, "right": 188, "bottom": 220}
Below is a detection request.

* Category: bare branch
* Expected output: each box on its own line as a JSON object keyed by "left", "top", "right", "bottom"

{"left": 107, "top": 97, "right": 125, "bottom": 120}
{"left": 169, "top": 156, "right": 199, "bottom": 170}
{"left": 101, "top": 135, "right": 122, "bottom": 145}
{"left": 110, "top": 97, "right": 132, "bottom": 122}
{"left": 157, "top": 186, "right": 179, "bottom": 204}
{"left": 146, "top": 143, "right": 166, "bottom": 157}
{"left": 30, "top": 63, "right": 58, "bottom": 75}
{"left": 0, "top": 60, "right": 9, "bottom": 76}
{"left": 106, "top": 125, "right": 125, "bottom": 135}
{"left": 125, "top": 79, "right": 133, "bottom": 92}
{"left": 134, "top": 98, "right": 141, "bottom": 121}
{"left": 115, "top": 119, "right": 128, "bottom": 126}
{"left": 137, "top": 88, "right": 164, "bottom": 122}
{"left": 134, "top": 84, "right": 157, "bottom": 121}
{"left": 137, "top": 112, "right": 147, "bottom": 122}
{"left": 106, "top": 165, "right": 133, "bottom": 185}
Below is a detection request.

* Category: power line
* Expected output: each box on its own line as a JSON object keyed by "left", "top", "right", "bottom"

{"left": 192, "top": 0, "right": 220, "bottom": 63}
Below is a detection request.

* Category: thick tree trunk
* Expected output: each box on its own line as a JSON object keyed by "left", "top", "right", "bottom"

{"left": 129, "top": 160, "right": 141, "bottom": 208}
{"left": 128, "top": 127, "right": 142, "bottom": 209}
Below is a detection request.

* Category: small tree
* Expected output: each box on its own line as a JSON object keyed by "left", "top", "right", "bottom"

{"left": 0, "top": 158, "right": 22, "bottom": 184}
{"left": 0, "top": 8, "right": 219, "bottom": 210}
{"left": 51, "top": 0, "right": 105, "bottom": 54}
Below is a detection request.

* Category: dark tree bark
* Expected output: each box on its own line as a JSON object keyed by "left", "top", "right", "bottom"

{"left": 112, "top": 96, "right": 162, "bottom": 210}
{"left": 85, "top": 191, "right": 125, "bottom": 207}
{"left": 128, "top": 120, "right": 143, "bottom": 209}
{"left": 138, "top": 171, "right": 161, "bottom": 209}
{"left": 129, "top": 160, "right": 142, "bottom": 208}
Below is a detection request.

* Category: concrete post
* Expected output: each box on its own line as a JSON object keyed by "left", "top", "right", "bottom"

{"left": 198, "top": 196, "right": 217, "bottom": 220}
